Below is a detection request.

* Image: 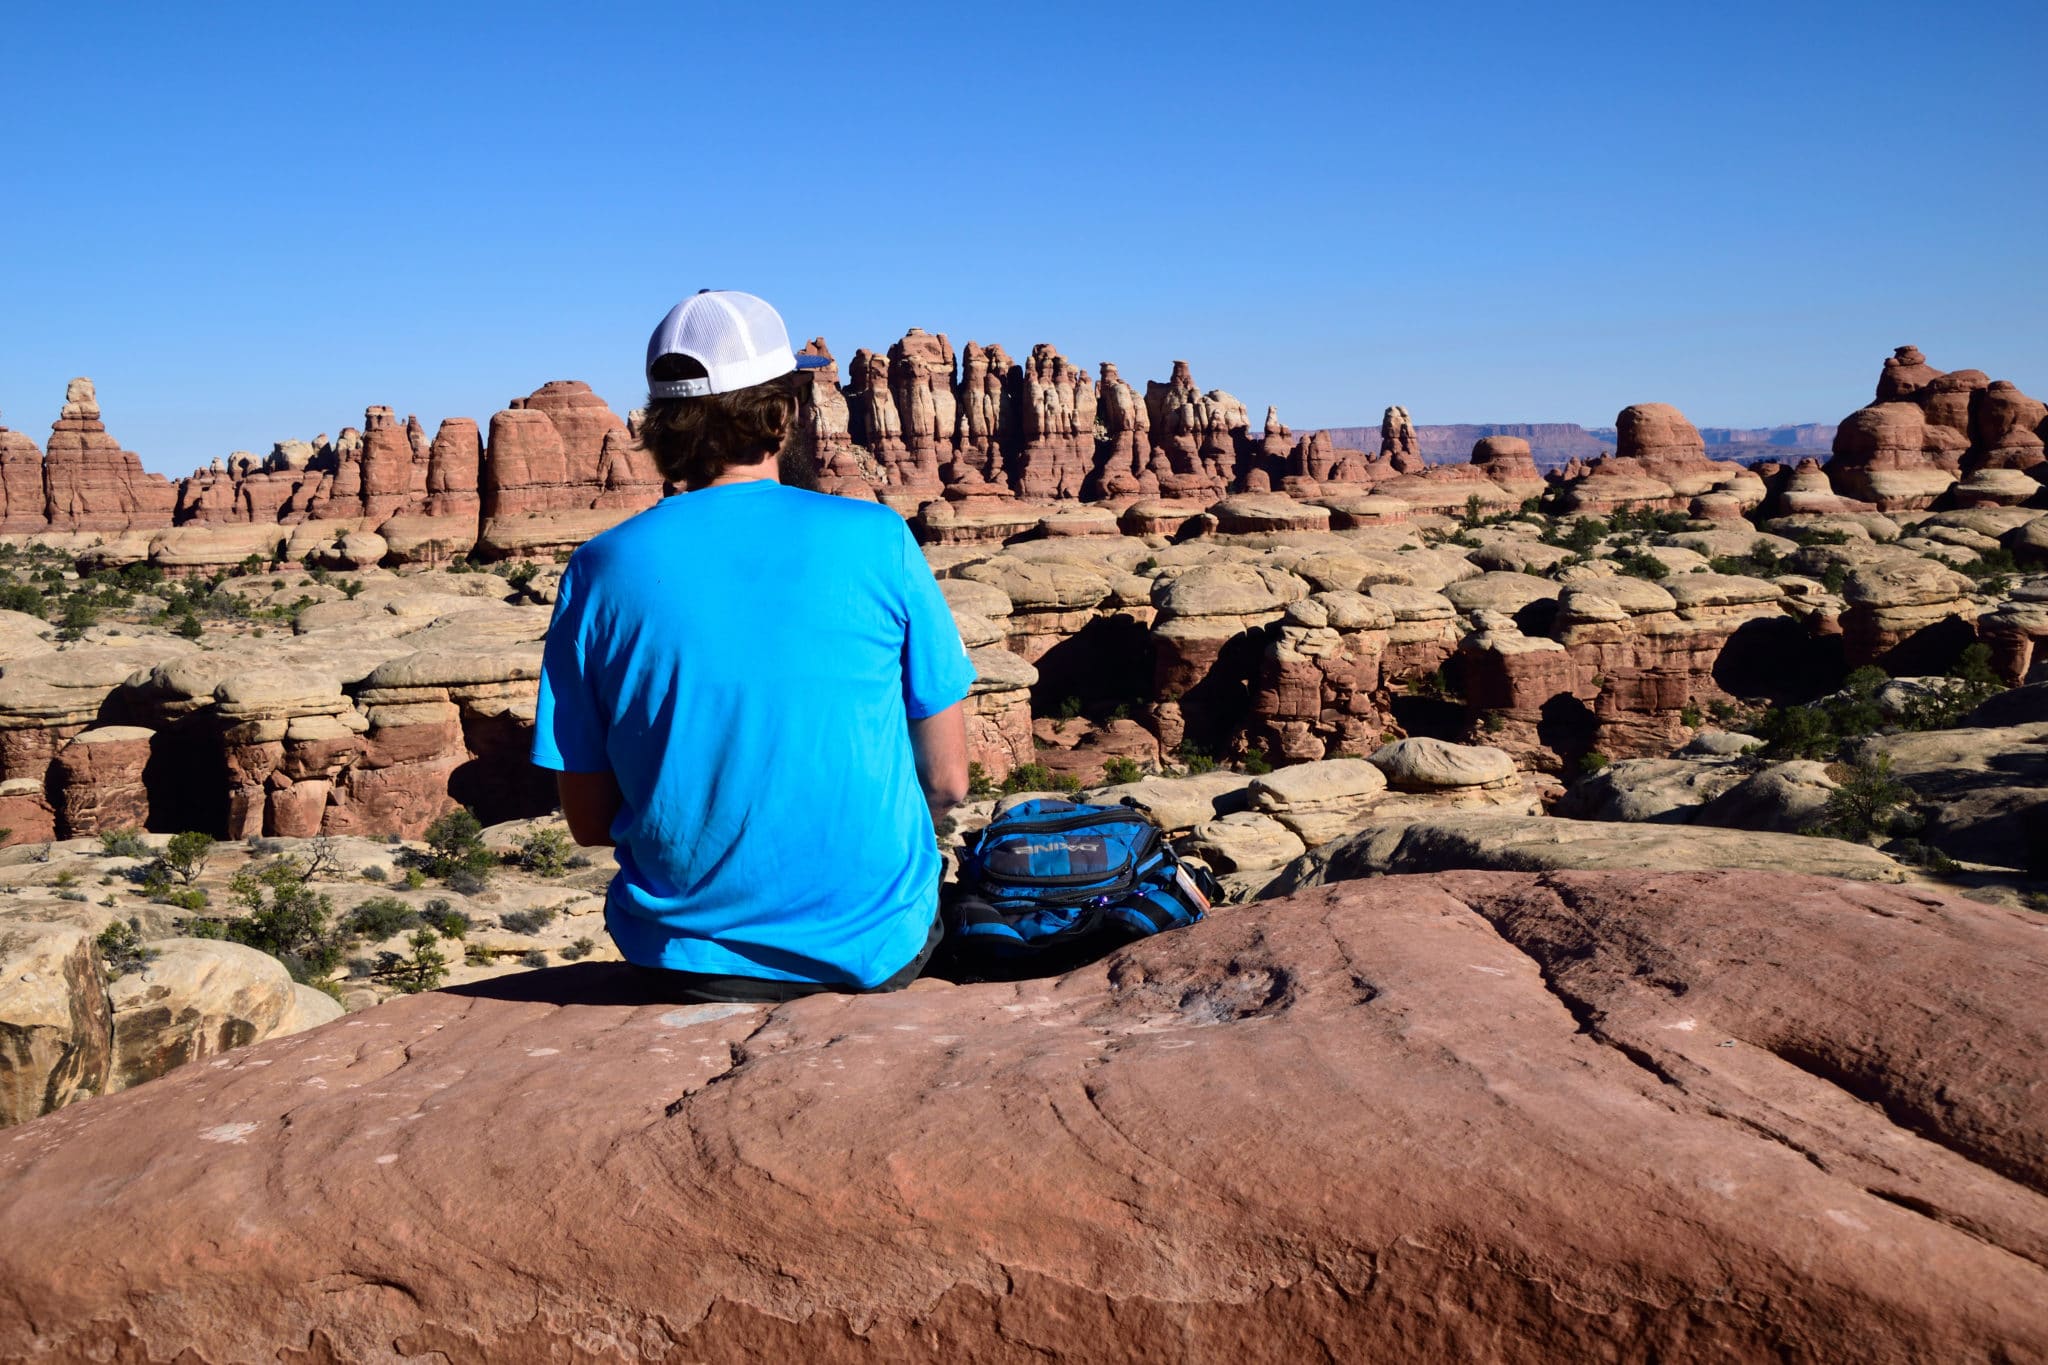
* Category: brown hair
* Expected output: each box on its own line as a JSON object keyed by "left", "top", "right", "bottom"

{"left": 638, "top": 355, "right": 800, "bottom": 488}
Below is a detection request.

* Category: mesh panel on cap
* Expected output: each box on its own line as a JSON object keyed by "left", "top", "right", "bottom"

{"left": 649, "top": 291, "right": 798, "bottom": 395}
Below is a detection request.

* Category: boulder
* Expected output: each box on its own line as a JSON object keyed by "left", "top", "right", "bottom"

{"left": 105, "top": 939, "right": 307, "bottom": 1093}
{"left": 0, "top": 921, "right": 111, "bottom": 1127}
{"left": 1267, "top": 813, "right": 1906, "bottom": 890}
{"left": 0, "top": 873, "right": 2042, "bottom": 1359}
{"left": 1245, "top": 757, "right": 1389, "bottom": 845}
{"left": 1180, "top": 810, "right": 1306, "bottom": 873}
{"left": 1369, "top": 737, "right": 1517, "bottom": 791}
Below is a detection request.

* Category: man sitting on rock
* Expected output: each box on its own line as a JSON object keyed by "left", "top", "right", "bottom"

{"left": 532, "top": 290, "right": 974, "bottom": 1003}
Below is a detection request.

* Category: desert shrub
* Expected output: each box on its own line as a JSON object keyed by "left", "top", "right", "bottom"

{"left": 1889, "top": 838, "right": 1961, "bottom": 874}
{"left": 162, "top": 830, "right": 214, "bottom": 885}
{"left": 1054, "top": 695, "right": 1084, "bottom": 721}
{"left": 0, "top": 582, "right": 45, "bottom": 616}
{"left": 506, "top": 562, "right": 541, "bottom": 590}
{"left": 155, "top": 886, "right": 208, "bottom": 911}
{"left": 209, "top": 858, "right": 344, "bottom": 983}
{"left": 517, "top": 827, "right": 574, "bottom": 878}
{"left": 418, "top": 808, "right": 493, "bottom": 886}
{"left": 1615, "top": 551, "right": 1669, "bottom": 580}
{"left": 174, "top": 612, "right": 204, "bottom": 640}
{"left": 1175, "top": 743, "right": 1218, "bottom": 776}
{"left": 53, "top": 869, "right": 76, "bottom": 889}
{"left": 1000, "top": 762, "right": 1057, "bottom": 794}
{"left": 1239, "top": 749, "right": 1273, "bottom": 775}
{"left": 345, "top": 895, "right": 421, "bottom": 941}
{"left": 1542, "top": 516, "right": 1607, "bottom": 553}
{"left": 401, "top": 867, "right": 427, "bottom": 890}
{"left": 447, "top": 869, "right": 490, "bottom": 895}
{"left": 499, "top": 906, "right": 558, "bottom": 935}
{"left": 561, "top": 936, "right": 596, "bottom": 961}
{"left": 1579, "top": 750, "right": 1611, "bottom": 774}
{"left": 1481, "top": 711, "right": 1506, "bottom": 733}
{"left": 57, "top": 597, "right": 100, "bottom": 639}
{"left": 1678, "top": 703, "right": 1703, "bottom": 729}
{"left": 1101, "top": 756, "right": 1144, "bottom": 785}
{"left": 300, "top": 836, "right": 343, "bottom": 880}
{"left": 521, "top": 950, "right": 550, "bottom": 969}
{"left": 1754, "top": 666, "right": 1888, "bottom": 759}
{"left": 385, "top": 928, "right": 449, "bottom": 994}
{"left": 56, "top": 890, "right": 88, "bottom": 902}
{"left": 360, "top": 864, "right": 387, "bottom": 882}
{"left": 420, "top": 898, "right": 470, "bottom": 937}
{"left": 1608, "top": 506, "right": 1693, "bottom": 536}
{"left": 95, "top": 918, "right": 157, "bottom": 979}
{"left": 1810, "top": 755, "right": 1911, "bottom": 844}
{"left": 1896, "top": 643, "right": 2004, "bottom": 731}
{"left": 1708, "top": 539, "right": 1789, "bottom": 579}
{"left": 966, "top": 762, "right": 995, "bottom": 799}
{"left": 98, "top": 828, "right": 150, "bottom": 860}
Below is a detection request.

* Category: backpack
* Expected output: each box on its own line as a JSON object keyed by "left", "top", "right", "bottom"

{"left": 938, "top": 798, "right": 1217, "bottom": 980}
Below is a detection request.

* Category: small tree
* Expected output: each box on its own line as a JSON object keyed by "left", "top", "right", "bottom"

{"left": 385, "top": 928, "right": 448, "bottom": 994}
{"left": 162, "top": 830, "right": 215, "bottom": 885}
{"left": 1814, "top": 754, "right": 1911, "bottom": 844}
{"left": 224, "top": 858, "right": 344, "bottom": 983}
{"left": 95, "top": 918, "right": 157, "bottom": 980}
{"left": 423, "top": 808, "right": 494, "bottom": 885}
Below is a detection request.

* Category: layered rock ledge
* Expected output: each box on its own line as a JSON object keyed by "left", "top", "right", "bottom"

{"left": 1, "top": 871, "right": 2042, "bottom": 1361}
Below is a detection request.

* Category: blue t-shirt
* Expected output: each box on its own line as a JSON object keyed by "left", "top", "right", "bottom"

{"left": 530, "top": 480, "right": 976, "bottom": 987}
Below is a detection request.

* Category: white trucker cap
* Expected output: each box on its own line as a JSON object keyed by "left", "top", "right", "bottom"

{"left": 645, "top": 289, "right": 830, "bottom": 399}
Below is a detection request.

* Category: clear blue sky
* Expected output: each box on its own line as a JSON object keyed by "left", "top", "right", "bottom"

{"left": 3, "top": 1, "right": 2043, "bottom": 476}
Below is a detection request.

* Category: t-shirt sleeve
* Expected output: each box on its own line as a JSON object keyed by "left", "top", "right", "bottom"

{"left": 531, "top": 559, "right": 611, "bottom": 772}
{"left": 897, "top": 522, "right": 977, "bottom": 720}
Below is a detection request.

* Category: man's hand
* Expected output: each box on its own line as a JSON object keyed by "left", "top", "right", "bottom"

{"left": 557, "top": 770, "right": 624, "bottom": 846}
{"left": 909, "top": 702, "right": 971, "bottom": 827}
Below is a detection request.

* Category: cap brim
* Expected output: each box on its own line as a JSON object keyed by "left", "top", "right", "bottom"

{"left": 794, "top": 354, "right": 831, "bottom": 370}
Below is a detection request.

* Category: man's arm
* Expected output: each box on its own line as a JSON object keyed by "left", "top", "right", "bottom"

{"left": 557, "top": 770, "right": 624, "bottom": 847}
{"left": 909, "top": 702, "right": 970, "bottom": 827}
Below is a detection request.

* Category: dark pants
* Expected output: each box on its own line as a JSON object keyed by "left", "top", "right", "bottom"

{"left": 627, "top": 915, "right": 944, "bottom": 1005}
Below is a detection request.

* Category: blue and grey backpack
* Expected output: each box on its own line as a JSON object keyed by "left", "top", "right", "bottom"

{"left": 939, "top": 798, "right": 1216, "bottom": 979}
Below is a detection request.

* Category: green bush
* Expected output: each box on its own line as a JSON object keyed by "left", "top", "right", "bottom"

{"left": 57, "top": 597, "right": 101, "bottom": 639}
{"left": 420, "top": 898, "right": 470, "bottom": 938}
{"left": 999, "top": 762, "right": 1057, "bottom": 794}
{"left": 1054, "top": 695, "right": 1084, "bottom": 721}
{"left": 1579, "top": 750, "right": 1611, "bottom": 774}
{"left": 1176, "top": 744, "right": 1218, "bottom": 776}
{"left": 1100, "top": 756, "right": 1144, "bottom": 785}
{"left": 1678, "top": 703, "right": 1703, "bottom": 729}
{"left": 0, "top": 582, "right": 46, "bottom": 616}
{"left": 174, "top": 612, "right": 204, "bottom": 640}
{"left": 1615, "top": 551, "right": 1669, "bottom": 580}
{"left": 212, "top": 858, "right": 344, "bottom": 984}
{"left": 499, "top": 906, "right": 558, "bottom": 935}
{"left": 517, "top": 827, "right": 574, "bottom": 878}
{"left": 1239, "top": 749, "right": 1273, "bottom": 775}
{"left": 419, "top": 808, "right": 494, "bottom": 886}
{"left": 95, "top": 918, "right": 157, "bottom": 980}
{"left": 99, "top": 828, "right": 150, "bottom": 860}
{"left": 1811, "top": 755, "right": 1911, "bottom": 844}
{"left": 1896, "top": 643, "right": 2004, "bottom": 731}
{"left": 346, "top": 895, "right": 422, "bottom": 941}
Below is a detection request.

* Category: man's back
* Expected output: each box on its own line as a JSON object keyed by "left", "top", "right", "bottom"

{"left": 533, "top": 480, "right": 974, "bottom": 986}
